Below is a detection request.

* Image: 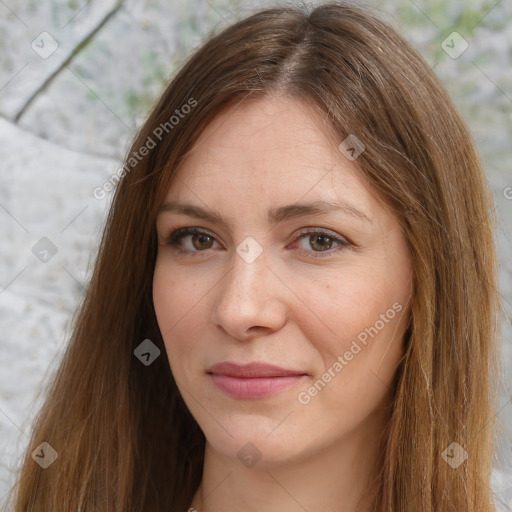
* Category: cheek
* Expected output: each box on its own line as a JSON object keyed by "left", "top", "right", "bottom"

{"left": 152, "top": 261, "right": 192, "bottom": 357}
{"left": 297, "top": 267, "right": 399, "bottom": 339}
{"left": 297, "top": 265, "right": 409, "bottom": 392}
{"left": 152, "top": 259, "right": 196, "bottom": 333}
{"left": 152, "top": 263, "right": 174, "bottom": 333}
{"left": 152, "top": 260, "right": 210, "bottom": 367}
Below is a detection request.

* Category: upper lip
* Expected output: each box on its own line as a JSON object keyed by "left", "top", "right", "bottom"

{"left": 207, "top": 361, "right": 308, "bottom": 378}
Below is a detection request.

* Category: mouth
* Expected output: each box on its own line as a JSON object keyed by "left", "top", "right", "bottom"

{"left": 206, "top": 361, "right": 309, "bottom": 399}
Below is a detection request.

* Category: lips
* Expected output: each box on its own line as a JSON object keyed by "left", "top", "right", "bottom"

{"left": 207, "top": 361, "right": 306, "bottom": 378}
{"left": 207, "top": 362, "right": 308, "bottom": 399}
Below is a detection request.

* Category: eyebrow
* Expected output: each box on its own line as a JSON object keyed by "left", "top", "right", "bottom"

{"left": 158, "top": 199, "right": 372, "bottom": 227}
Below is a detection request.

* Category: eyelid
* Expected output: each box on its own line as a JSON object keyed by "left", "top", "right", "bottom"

{"left": 294, "top": 226, "right": 352, "bottom": 245}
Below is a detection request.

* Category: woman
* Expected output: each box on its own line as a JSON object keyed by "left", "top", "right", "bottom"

{"left": 7, "top": 2, "right": 501, "bottom": 511}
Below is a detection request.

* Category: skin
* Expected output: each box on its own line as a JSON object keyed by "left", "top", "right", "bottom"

{"left": 153, "top": 92, "right": 413, "bottom": 512}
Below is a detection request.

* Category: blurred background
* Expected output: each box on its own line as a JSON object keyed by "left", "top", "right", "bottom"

{"left": 0, "top": 0, "right": 511, "bottom": 508}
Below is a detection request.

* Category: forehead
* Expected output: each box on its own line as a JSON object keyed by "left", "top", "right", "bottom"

{"left": 164, "top": 94, "right": 377, "bottom": 215}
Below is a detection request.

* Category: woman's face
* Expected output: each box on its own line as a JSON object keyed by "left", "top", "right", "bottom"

{"left": 153, "top": 93, "right": 412, "bottom": 467}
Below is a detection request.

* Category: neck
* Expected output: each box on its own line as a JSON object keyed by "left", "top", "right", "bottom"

{"left": 189, "top": 404, "right": 389, "bottom": 512}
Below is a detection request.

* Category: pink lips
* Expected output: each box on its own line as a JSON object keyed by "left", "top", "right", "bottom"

{"left": 207, "top": 362, "right": 308, "bottom": 399}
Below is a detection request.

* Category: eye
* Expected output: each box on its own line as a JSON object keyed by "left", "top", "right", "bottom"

{"left": 164, "top": 226, "right": 352, "bottom": 258}
{"left": 165, "top": 227, "right": 220, "bottom": 256}
{"left": 290, "top": 227, "right": 352, "bottom": 257}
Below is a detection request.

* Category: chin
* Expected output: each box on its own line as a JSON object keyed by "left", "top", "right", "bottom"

{"left": 199, "top": 415, "right": 313, "bottom": 469}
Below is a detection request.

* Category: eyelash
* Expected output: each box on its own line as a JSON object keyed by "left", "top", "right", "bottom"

{"left": 164, "top": 227, "right": 352, "bottom": 258}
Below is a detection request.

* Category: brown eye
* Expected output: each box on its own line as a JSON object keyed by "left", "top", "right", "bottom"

{"left": 293, "top": 229, "right": 352, "bottom": 257}
{"left": 166, "top": 227, "right": 220, "bottom": 255}
{"left": 191, "top": 233, "right": 214, "bottom": 250}
{"left": 309, "top": 234, "right": 335, "bottom": 251}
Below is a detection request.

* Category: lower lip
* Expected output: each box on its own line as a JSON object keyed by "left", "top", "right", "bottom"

{"left": 210, "top": 374, "right": 306, "bottom": 399}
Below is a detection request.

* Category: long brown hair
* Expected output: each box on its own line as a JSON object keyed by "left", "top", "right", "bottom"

{"left": 6, "top": 2, "right": 501, "bottom": 510}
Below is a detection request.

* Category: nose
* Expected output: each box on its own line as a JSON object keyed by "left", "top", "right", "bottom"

{"left": 210, "top": 245, "right": 288, "bottom": 341}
